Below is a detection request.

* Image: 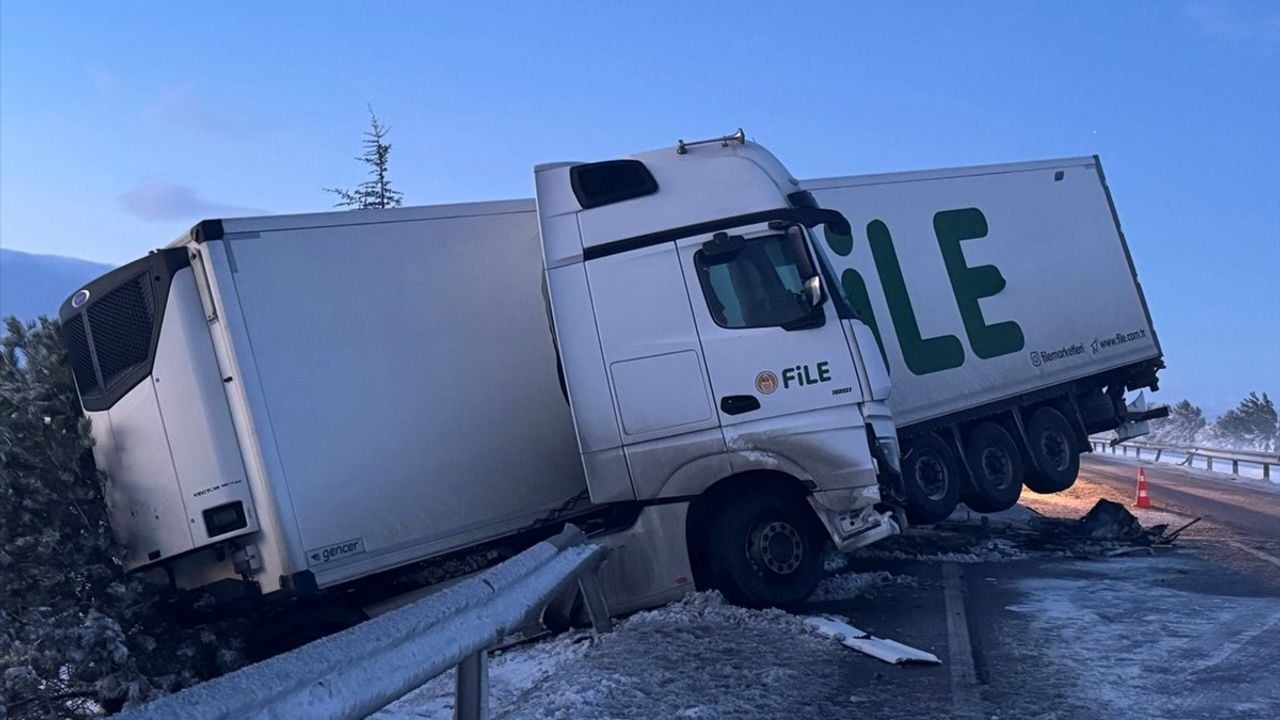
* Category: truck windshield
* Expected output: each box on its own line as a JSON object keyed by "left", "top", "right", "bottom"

{"left": 695, "top": 234, "right": 813, "bottom": 329}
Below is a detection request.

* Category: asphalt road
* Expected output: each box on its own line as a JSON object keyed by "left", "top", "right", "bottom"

{"left": 803, "top": 459, "right": 1280, "bottom": 720}
{"left": 1079, "top": 454, "right": 1280, "bottom": 542}
{"left": 1071, "top": 455, "right": 1280, "bottom": 588}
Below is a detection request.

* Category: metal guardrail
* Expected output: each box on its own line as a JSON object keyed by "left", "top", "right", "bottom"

{"left": 117, "top": 525, "right": 611, "bottom": 720}
{"left": 1091, "top": 439, "right": 1279, "bottom": 481}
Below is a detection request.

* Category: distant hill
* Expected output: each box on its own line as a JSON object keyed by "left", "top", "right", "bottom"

{"left": 0, "top": 248, "right": 114, "bottom": 321}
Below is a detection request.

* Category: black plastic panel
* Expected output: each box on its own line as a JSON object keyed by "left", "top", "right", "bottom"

{"left": 570, "top": 159, "right": 658, "bottom": 209}
{"left": 58, "top": 248, "right": 191, "bottom": 412}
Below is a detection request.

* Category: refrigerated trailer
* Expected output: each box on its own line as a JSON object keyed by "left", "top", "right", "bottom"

{"left": 59, "top": 135, "right": 903, "bottom": 639}
{"left": 803, "top": 156, "right": 1165, "bottom": 522}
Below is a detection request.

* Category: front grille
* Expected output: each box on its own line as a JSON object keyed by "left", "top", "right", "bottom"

{"left": 86, "top": 273, "right": 155, "bottom": 389}
{"left": 61, "top": 314, "right": 99, "bottom": 395}
{"left": 59, "top": 247, "right": 188, "bottom": 412}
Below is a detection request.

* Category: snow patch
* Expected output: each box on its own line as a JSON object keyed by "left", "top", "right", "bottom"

{"left": 811, "top": 570, "right": 917, "bottom": 601}
{"left": 822, "top": 547, "right": 850, "bottom": 573}
{"left": 855, "top": 537, "right": 1028, "bottom": 564}
{"left": 374, "top": 630, "right": 593, "bottom": 719}
{"left": 386, "top": 592, "right": 884, "bottom": 719}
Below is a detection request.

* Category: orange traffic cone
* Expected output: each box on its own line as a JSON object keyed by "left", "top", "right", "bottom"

{"left": 1134, "top": 467, "right": 1151, "bottom": 508}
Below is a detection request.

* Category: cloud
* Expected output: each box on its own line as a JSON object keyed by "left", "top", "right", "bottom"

{"left": 119, "top": 181, "right": 265, "bottom": 222}
{"left": 1183, "top": 0, "right": 1280, "bottom": 54}
{"left": 144, "top": 86, "right": 242, "bottom": 140}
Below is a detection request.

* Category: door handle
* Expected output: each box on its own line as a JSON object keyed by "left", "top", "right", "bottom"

{"left": 720, "top": 395, "right": 761, "bottom": 415}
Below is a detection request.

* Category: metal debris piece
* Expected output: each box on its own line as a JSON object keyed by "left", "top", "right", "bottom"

{"left": 1162, "top": 517, "right": 1202, "bottom": 542}
{"left": 805, "top": 616, "right": 942, "bottom": 665}
{"left": 1079, "top": 499, "right": 1145, "bottom": 541}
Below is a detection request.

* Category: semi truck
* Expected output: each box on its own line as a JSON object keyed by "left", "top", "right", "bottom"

{"left": 59, "top": 133, "right": 1163, "bottom": 643}
{"left": 801, "top": 156, "right": 1165, "bottom": 522}
{"left": 58, "top": 134, "right": 903, "bottom": 646}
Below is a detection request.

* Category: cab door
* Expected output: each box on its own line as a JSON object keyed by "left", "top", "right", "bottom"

{"left": 676, "top": 225, "right": 871, "bottom": 486}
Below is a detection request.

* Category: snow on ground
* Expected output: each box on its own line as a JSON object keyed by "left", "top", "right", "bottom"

{"left": 373, "top": 629, "right": 593, "bottom": 719}
{"left": 489, "top": 593, "right": 854, "bottom": 720}
{"left": 1004, "top": 555, "right": 1280, "bottom": 719}
{"left": 852, "top": 536, "right": 1029, "bottom": 564}
{"left": 811, "top": 569, "right": 917, "bottom": 601}
{"left": 822, "top": 546, "right": 849, "bottom": 573}
{"left": 378, "top": 589, "right": 899, "bottom": 720}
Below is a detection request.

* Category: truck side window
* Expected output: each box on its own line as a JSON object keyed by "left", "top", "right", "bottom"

{"left": 695, "top": 235, "right": 813, "bottom": 329}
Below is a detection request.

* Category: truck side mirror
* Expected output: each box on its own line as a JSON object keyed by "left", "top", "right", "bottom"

{"left": 786, "top": 225, "right": 825, "bottom": 307}
{"left": 803, "top": 275, "right": 823, "bottom": 308}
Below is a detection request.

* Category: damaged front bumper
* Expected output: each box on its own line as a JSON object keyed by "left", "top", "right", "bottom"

{"left": 808, "top": 486, "right": 902, "bottom": 552}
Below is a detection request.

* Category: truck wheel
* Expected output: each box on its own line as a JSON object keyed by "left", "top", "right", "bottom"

{"left": 704, "top": 490, "right": 825, "bottom": 609}
{"left": 900, "top": 433, "right": 961, "bottom": 524}
{"left": 1023, "top": 407, "right": 1080, "bottom": 493}
{"left": 962, "top": 423, "right": 1024, "bottom": 513}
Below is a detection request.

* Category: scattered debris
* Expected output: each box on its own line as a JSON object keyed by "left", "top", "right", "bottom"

{"left": 1163, "top": 517, "right": 1202, "bottom": 542}
{"left": 831, "top": 500, "right": 1200, "bottom": 569}
{"left": 1079, "top": 499, "right": 1145, "bottom": 541}
{"left": 805, "top": 616, "right": 941, "bottom": 665}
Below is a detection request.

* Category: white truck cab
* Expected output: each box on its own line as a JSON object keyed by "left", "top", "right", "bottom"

{"left": 536, "top": 132, "right": 902, "bottom": 608}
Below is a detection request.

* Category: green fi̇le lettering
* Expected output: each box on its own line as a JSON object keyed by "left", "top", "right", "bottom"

{"left": 866, "top": 220, "right": 965, "bottom": 375}
{"left": 933, "top": 209, "right": 1025, "bottom": 359}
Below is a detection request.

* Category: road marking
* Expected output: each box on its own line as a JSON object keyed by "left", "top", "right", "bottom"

{"left": 1192, "top": 609, "right": 1280, "bottom": 673}
{"left": 1227, "top": 540, "right": 1280, "bottom": 569}
{"left": 942, "top": 563, "right": 981, "bottom": 720}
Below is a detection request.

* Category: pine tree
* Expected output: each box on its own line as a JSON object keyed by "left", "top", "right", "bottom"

{"left": 1, "top": 317, "right": 246, "bottom": 718}
{"left": 1209, "top": 392, "right": 1279, "bottom": 451}
{"left": 1147, "top": 399, "right": 1206, "bottom": 446}
{"left": 324, "top": 105, "right": 404, "bottom": 209}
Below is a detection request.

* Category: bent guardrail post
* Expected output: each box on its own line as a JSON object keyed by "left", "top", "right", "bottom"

{"left": 578, "top": 570, "right": 613, "bottom": 634}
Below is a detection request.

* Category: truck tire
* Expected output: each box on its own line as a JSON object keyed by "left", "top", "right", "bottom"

{"left": 704, "top": 490, "right": 825, "bottom": 609}
{"left": 1023, "top": 407, "right": 1080, "bottom": 493}
{"left": 900, "top": 433, "right": 962, "bottom": 524}
{"left": 962, "top": 423, "right": 1025, "bottom": 513}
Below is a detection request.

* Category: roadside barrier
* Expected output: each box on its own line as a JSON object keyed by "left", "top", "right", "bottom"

{"left": 116, "top": 525, "right": 612, "bottom": 720}
{"left": 1134, "top": 467, "right": 1151, "bottom": 508}
{"left": 1090, "top": 439, "right": 1279, "bottom": 481}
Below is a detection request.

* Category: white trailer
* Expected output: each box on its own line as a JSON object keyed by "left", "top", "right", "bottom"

{"left": 60, "top": 135, "right": 903, "bottom": 649}
{"left": 59, "top": 201, "right": 592, "bottom": 599}
{"left": 802, "top": 156, "right": 1164, "bottom": 522}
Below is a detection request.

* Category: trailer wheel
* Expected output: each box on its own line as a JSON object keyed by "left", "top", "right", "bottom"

{"left": 1023, "top": 408, "right": 1080, "bottom": 493}
{"left": 962, "top": 423, "right": 1025, "bottom": 513}
{"left": 900, "top": 433, "right": 961, "bottom": 524}
{"left": 704, "top": 490, "right": 825, "bottom": 609}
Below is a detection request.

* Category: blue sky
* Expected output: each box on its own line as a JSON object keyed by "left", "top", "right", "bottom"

{"left": 1, "top": 1, "right": 1277, "bottom": 414}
